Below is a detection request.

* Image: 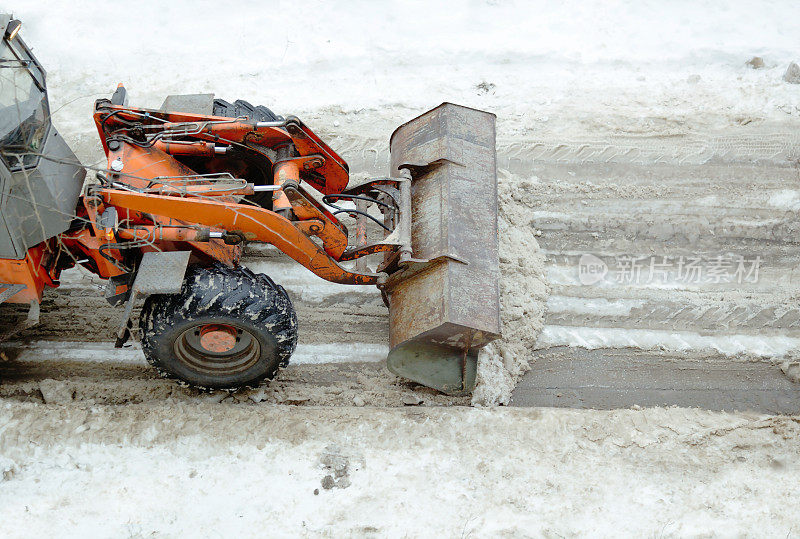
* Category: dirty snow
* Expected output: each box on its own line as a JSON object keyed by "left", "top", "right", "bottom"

{"left": 19, "top": 0, "right": 800, "bottom": 155}
{"left": 1, "top": 403, "right": 799, "bottom": 537}
{"left": 472, "top": 177, "right": 548, "bottom": 405}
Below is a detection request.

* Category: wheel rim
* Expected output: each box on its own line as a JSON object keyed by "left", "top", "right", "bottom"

{"left": 174, "top": 322, "right": 261, "bottom": 375}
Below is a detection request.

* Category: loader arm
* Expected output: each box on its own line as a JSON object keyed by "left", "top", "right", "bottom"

{"left": 100, "top": 188, "right": 381, "bottom": 285}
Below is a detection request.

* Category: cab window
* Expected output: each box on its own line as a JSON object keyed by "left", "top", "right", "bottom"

{"left": 0, "top": 37, "right": 48, "bottom": 170}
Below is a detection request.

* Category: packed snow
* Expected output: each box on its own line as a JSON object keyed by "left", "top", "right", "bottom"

{"left": 2, "top": 403, "right": 800, "bottom": 537}
{"left": 539, "top": 325, "right": 800, "bottom": 358}
{"left": 17, "top": 0, "right": 800, "bottom": 165}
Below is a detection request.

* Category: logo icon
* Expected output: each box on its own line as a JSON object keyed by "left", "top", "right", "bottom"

{"left": 578, "top": 254, "right": 607, "bottom": 285}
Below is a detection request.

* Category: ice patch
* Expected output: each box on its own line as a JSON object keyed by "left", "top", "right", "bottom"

{"left": 0, "top": 341, "right": 145, "bottom": 364}
{"left": 538, "top": 325, "right": 800, "bottom": 357}
{"left": 546, "top": 296, "right": 645, "bottom": 317}
{"left": 1, "top": 341, "right": 387, "bottom": 365}
{"left": 292, "top": 343, "right": 388, "bottom": 364}
{"left": 767, "top": 190, "right": 800, "bottom": 211}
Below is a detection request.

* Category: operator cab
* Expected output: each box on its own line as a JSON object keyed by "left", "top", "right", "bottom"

{"left": 0, "top": 17, "right": 48, "bottom": 172}
{"left": 0, "top": 15, "right": 84, "bottom": 260}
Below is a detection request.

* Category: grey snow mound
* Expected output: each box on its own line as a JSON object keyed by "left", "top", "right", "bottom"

{"left": 472, "top": 173, "right": 549, "bottom": 406}
{"left": 783, "top": 62, "right": 800, "bottom": 84}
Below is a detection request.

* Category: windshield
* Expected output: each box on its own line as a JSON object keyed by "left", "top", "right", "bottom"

{"left": 0, "top": 37, "right": 48, "bottom": 170}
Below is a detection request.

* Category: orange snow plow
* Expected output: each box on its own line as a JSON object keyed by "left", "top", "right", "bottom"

{"left": 0, "top": 16, "right": 500, "bottom": 395}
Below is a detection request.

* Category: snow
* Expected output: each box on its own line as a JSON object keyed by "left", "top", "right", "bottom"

{"left": 539, "top": 325, "right": 800, "bottom": 357}
{"left": 15, "top": 0, "right": 800, "bottom": 168}
{"left": 244, "top": 259, "right": 379, "bottom": 303}
{"left": 0, "top": 340, "right": 388, "bottom": 365}
{"left": 1, "top": 403, "right": 799, "bottom": 537}
{"left": 291, "top": 343, "right": 388, "bottom": 364}
{"left": 768, "top": 189, "right": 800, "bottom": 210}
{"left": 546, "top": 295, "right": 646, "bottom": 317}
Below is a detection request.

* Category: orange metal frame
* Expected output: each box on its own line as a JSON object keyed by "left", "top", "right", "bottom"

{"left": 0, "top": 243, "right": 58, "bottom": 303}
{"left": 0, "top": 89, "right": 400, "bottom": 303}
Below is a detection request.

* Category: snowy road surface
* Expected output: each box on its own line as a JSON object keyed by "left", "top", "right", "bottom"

{"left": 3, "top": 130, "right": 799, "bottom": 409}
{"left": 2, "top": 0, "right": 800, "bottom": 535}
{"left": 1, "top": 404, "right": 799, "bottom": 537}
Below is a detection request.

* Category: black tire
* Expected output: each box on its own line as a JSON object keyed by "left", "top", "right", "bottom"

{"left": 139, "top": 264, "right": 297, "bottom": 389}
{"left": 209, "top": 98, "right": 282, "bottom": 208}
{"left": 212, "top": 98, "right": 283, "bottom": 123}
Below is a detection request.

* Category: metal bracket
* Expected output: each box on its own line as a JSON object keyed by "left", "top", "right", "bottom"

{"left": 0, "top": 283, "right": 26, "bottom": 304}
{"left": 114, "top": 251, "right": 191, "bottom": 347}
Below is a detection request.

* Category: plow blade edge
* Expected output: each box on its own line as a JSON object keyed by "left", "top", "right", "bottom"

{"left": 385, "top": 103, "right": 501, "bottom": 396}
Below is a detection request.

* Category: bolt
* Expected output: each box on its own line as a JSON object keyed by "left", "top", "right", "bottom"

{"left": 303, "top": 159, "right": 323, "bottom": 170}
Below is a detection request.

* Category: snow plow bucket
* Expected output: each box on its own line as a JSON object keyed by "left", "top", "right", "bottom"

{"left": 384, "top": 103, "right": 501, "bottom": 396}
